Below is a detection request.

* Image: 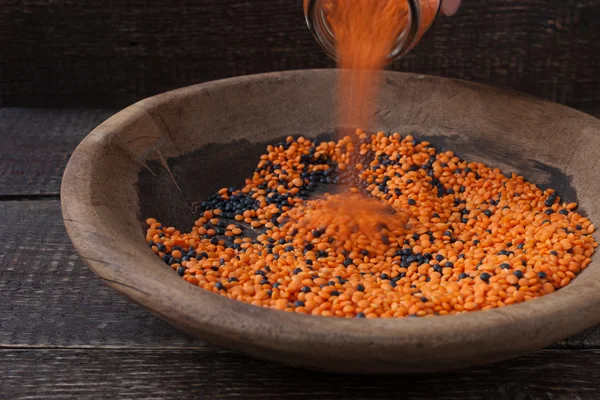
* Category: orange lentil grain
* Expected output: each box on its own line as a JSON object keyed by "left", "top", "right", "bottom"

{"left": 145, "top": 130, "right": 597, "bottom": 319}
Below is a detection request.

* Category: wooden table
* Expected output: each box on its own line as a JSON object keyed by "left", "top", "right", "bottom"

{"left": 2, "top": 107, "right": 600, "bottom": 399}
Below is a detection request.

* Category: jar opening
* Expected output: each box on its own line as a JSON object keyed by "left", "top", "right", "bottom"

{"left": 305, "top": 0, "right": 428, "bottom": 63}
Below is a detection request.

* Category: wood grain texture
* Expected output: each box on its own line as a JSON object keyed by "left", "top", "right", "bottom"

{"left": 3, "top": 348, "right": 600, "bottom": 399}
{"left": 2, "top": 0, "right": 600, "bottom": 108}
{"left": 0, "top": 200, "right": 202, "bottom": 348}
{"left": 1, "top": 199, "right": 599, "bottom": 350}
{"left": 0, "top": 108, "right": 114, "bottom": 196}
{"left": 1, "top": 104, "right": 600, "bottom": 393}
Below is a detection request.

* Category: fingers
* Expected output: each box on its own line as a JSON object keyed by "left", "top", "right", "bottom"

{"left": 440, "top": 0, "right": 462, "bottom": 16}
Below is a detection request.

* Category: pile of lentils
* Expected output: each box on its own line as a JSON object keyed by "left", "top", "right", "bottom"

{"left": 145, "top": 130, "right": 597, "bottom": 318}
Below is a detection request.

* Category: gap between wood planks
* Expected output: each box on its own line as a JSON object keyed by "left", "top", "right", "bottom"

{"left": 0, "top": 344, "right": 217, "bottom": 351}
{"left": 0, "top": 194, "right": 60, "bottom": 201}
{"left": 1, "top": 342, "right": 599, "bottom": 351}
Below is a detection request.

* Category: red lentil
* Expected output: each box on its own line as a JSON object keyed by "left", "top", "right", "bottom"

{"left": 146, "top": 130, "right": 597, "bottom": 318}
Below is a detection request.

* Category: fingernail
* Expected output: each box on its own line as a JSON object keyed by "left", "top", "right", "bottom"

{"left": 441, "top": 0, "right": 461, "bottom": 16}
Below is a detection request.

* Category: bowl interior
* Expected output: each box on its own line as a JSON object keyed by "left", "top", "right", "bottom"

{"left": 62, "top": 70, "right": 600, "bottom": 374}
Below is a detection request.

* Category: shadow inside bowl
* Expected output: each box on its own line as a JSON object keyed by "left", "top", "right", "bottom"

{"left": 138, "top": 130, "right": 581, "bottom": 233}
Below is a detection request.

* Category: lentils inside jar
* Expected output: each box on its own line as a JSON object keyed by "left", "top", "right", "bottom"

{"left": 145, "top": 130, "right": 597, "bottom": 318}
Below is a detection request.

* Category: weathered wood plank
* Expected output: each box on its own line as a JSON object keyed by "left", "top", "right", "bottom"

{"left": 0, "top": 108, "right": 114, "bottom": 196}
{"left": 0, "top": 200, "right": 200, "bottom": 348}
{"left": 2, "top": 348, "right": 600, "bottom": 399}
{"left": 1, "top": 200, "right": 599, "bottom": 350}
{"left": 2, "top": 0, "right": 600, "bottom": 108}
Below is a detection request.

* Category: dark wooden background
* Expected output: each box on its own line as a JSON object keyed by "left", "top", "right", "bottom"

{"left": 2, "top": 0, "right": 600, "bottom": 110}
{"left": 3, "top": 1, "right": 600, "bottom": 398}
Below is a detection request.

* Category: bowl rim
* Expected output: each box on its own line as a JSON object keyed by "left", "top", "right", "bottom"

{"left": 61, "top": 69, "right": 600, "bottom": 372}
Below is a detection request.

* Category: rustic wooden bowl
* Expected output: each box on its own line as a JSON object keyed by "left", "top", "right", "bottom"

{"left": 62, "top": 70, "right": 600, "bottom": 374}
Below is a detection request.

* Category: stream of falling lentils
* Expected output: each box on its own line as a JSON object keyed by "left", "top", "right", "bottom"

{"left": 145, "top": 130, "right": 597, "bottom": 318}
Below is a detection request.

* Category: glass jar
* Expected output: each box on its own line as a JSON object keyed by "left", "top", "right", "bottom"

{"left": 304, "top": 0, "right": 441, "bottom": 62}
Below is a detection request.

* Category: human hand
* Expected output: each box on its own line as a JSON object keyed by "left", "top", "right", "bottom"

{"left": 441, "top": 0, "right": 461, "bottom": 16}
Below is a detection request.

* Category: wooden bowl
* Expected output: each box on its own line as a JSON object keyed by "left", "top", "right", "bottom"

{"left": 62, "top": 70, "right": 600, "bottom": 374}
